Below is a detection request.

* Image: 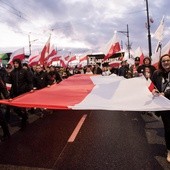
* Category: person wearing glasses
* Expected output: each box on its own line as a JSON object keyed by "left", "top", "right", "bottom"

{"left": 151, "top": 54, "right": 170, "bottom": 163}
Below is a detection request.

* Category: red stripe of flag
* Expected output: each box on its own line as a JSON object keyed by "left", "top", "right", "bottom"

{"left": 0, "top": 75, "right": 95, "bottom": 109}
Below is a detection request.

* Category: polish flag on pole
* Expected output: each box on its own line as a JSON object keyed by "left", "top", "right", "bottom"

{"left": 154, "top": 16, "right": 165, "bottom": 41}
{"left": 101, "top": 33, "right": 121, "bottom": 61}
{"left": 46, "top": 55, "right": 60, "bottom": 66}
{"left": 39, "top": 36, "right": 51, "bottom": 65}
{"left": 28, "top": 50, "right": 40, "bottom": 66}
{"left": 64, "top": 55, "right": 70, "bottom": 61}
{"left": 44, "top": 45, "right": 57, "bottom": 65}
{"left": 152, "top": 40, "right": 170, "bottom": 68}
{"left": 68, "top": 54, "right": 77, "bottom": 63}
{"left": 154, "top": 16, "right": 165, "bottom": 54}
{"left": 79, "top": 50, "right": 91, "bottom": 62}
{"left": 134, "top": 47, "right": 144, "bottom": 65}
{"left": 79, "top": 55, "right": 88, "bottom": 62}
{"left": 151, "top": 52, "right": 159, "bottom": 69}
{"left": 8, "top": 48, "right": 25, "bottom": 64}
{"left": 161, "top": 40, "right": 170, "bottom": 55}
{"left": 78, "top": 51, "right": 90, "bottom": 67}
{"left": 59, "top": 56, "right": 68, "bottom": 68}
{"left": 28, "top": 50, "right": 39, "bottom": 62}
{"left": 78, "top": 56, "right": 88, "bottom": 67}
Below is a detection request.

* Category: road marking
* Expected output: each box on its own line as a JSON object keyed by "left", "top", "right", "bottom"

{"left": 68, "top": 114, "right": 87, "bottom": 142}
{"left": 0, "top": 164, "right": 51, "bottom": 170}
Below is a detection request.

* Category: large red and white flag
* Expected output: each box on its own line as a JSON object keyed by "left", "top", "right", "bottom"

{"left": 8, "top": 48, "right": 25, "bottom": 64}
{"left": 101, "top": 33, "right": 121, "bottom": 61}
{"left": 1, "top": 74, "right": 170, "bottom": 111}
{"left": 134, "top": 47, "right": 144, "bottom": 65}
{"left": 39, "top": 36, "right": 51, "bottom": 65}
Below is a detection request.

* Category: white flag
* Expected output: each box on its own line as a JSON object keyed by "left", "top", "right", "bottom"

{"left": 161, "top": 40, "right": 170, "bottom": 55}
{"left": 134, "top": 47, "right": 144, "bottom": 65}
{"left": 154, "top": 16, "right": 165, "bottom": 41}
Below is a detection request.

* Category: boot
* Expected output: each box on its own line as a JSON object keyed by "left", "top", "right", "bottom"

{"left": 20, "top": 114, "right": 28, "bottom": 130}
{"left": 0, "top": 121, "right": 10, "bottom": 141}
{"left": 167, "top": 150, "right": 170, "bottom": 163}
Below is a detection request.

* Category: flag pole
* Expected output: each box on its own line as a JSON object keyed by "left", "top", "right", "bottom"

{"left": 127, "top": 24, "right": 130, "bottom": 59}
{"left": 159, "top": 42, "right": 162, "bottom": 58}
{"left": 117, "top": 24, "right": 131, "bottom": 59}
{"left": 145, "top": 0, "right": 152, "bottom": 58}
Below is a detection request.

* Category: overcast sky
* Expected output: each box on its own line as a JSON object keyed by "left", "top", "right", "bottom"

{"left": 0, "top": 0, "right": 169, "bottom": 55}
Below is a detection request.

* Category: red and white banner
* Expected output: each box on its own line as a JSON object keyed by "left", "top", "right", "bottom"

{"left": 1, "top": 75, "right": 170, "bottom": 111}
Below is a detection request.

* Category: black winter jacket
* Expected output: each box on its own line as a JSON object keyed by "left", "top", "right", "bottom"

{"left": 9, "top": 68, "right": 33, "bottom": 98}
{"left": 151, "top": 70, "right": 170, "bottom": 100}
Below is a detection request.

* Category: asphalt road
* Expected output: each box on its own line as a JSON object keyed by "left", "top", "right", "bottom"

{"left": 0, "top": 110, "right": 170, "bottom": 170}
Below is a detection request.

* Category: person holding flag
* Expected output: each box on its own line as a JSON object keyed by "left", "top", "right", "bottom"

{"left": 9, "top": 59, "right": 33, "bottom": 129}
{"left": 151, "top": 54, "right": 170, "bottom": 163}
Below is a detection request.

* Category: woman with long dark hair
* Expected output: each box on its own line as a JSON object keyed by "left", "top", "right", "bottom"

{"left": 151, "top": 54, "right": 170, "bottom": 162}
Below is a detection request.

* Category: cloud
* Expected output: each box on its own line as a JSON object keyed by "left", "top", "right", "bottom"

{"left": 0, "top": 0, "right": 170, "bottom": 56}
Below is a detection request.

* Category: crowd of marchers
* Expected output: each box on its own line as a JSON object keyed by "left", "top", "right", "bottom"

{"left": 0, "top": 54, "right": 170, "bottom": 163}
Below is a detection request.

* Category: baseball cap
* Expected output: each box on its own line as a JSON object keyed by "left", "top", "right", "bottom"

{"left": 135, "top": 57, "right": 140, "bottom": 61}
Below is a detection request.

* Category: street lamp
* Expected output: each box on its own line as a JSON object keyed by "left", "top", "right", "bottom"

{"left": 117, "top": 24, "right": 131, "bottom": 59}
{"left": 28, "top": 33, "right": 38, "bottom": 56}
{"left": 145, "top": 0, "right": 152, "bottom": 58}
